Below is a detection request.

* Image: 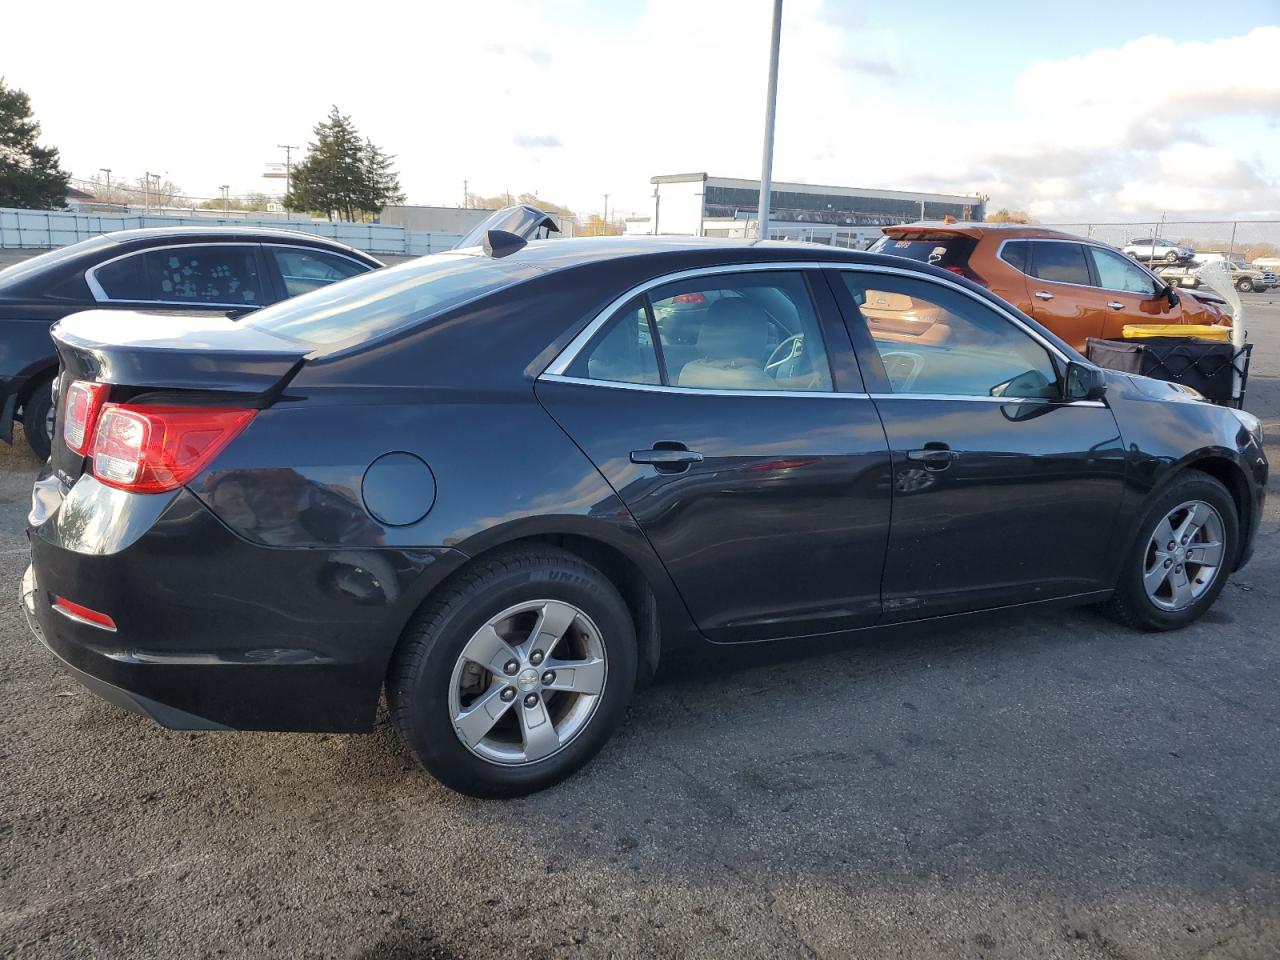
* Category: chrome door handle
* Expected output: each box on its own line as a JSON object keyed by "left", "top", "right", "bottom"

{"left": 1107, "top": 301, "right": 1125, "bottom": 310}
{"left": 1034, "top": 290, "right": 1054, "bottom": 301}
{"left": 631, "top": 445, "right": 703, "bottom": 473}
{"left": 906, "top": 448, "right": 960, "bottom": 471}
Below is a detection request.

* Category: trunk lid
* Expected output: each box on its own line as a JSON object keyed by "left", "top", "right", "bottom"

{"left": 49, "top": 309, "right": 308, "bottom": 482}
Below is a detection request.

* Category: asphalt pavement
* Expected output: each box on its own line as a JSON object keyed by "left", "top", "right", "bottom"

{"left": 2, "top": 294, "right": 1279, "bottom": 959}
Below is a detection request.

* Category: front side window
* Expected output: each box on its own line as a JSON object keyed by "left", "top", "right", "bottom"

{"left": 1088, "top": 246, "right": 1159, "bottom": 295}
{"left": 93, "top": 245, "right": 265, "bottom": 305}
{"left": 270, "top": 247, "right": 369, "bottom": 297}
{"left": 568, "top": 271, "right": 834, "bottom": 393}
{"left": 842, "top": 272, "right": 1059, "bottom": 400}
{"left": 1029, "top": 242, "right": 1090, "bottom": 286}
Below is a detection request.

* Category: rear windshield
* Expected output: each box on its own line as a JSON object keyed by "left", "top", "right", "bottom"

{"left": 244, "top": 251, "right": 542, "bottom": 347}
{"left": 869, "top": 235, "right": 977, "bottom": 270}
{"left": 0, "top": 235, "right": 117, "bottom": 292}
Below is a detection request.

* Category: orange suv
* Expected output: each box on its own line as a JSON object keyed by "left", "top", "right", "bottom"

{"left": 869, "top": 223, "right": 1229, "bottom": 351}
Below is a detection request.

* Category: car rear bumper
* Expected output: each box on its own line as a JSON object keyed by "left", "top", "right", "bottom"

{"left": 24, "top": 482, "right": 468, "bottom": 732}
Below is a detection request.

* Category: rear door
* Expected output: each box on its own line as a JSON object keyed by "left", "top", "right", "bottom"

{"left": 831, "top": 266, "right": 1126, "bottom": 621}
{"left": 1021, "top": 240, "right": 1105, "bottom": 350}
{"left": 537, "top": 266, "right": 891, "bottom": 643}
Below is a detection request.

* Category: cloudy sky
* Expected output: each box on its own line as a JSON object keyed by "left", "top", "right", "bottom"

{"left": 6, "top": 0, "right": 1280, "bottom": 223}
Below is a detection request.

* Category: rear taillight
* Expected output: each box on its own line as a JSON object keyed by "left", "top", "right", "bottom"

{"left": 91, "top": 405, "right": 256, "bottom": 493}
{"left": 671, "top": 292, "right": 706, "bottom": 304}
{"left": 945, "top": 264, "right": 987, "bottom": 287}
{"left": 63, "top": 380, "right": 110, "bottom": 455}
{"left": 52, "top": 596, "right": 117, "bottom": 632}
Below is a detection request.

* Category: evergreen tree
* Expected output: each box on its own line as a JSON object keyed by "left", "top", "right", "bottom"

{"left": 0, "top": 78, "right": 70, "bottom": 209}
{"left": 285, "top": 107, "right": 402, "bottom": 221}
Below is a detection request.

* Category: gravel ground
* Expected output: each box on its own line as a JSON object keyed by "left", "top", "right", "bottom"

{"left": 1, "top": 285, "right": 1279, "bottom": 959}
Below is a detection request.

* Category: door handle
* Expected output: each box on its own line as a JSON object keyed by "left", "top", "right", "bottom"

{"left": 1034, "top": 290, "right": 1054, "bottom": 301}
{"left": 906, "top": 447, "right": 960, "bottom": 471}
{"left": 631, "top": 444, "right": 704, "bottom": 473}
{"left": 1107, "top": 301, "right": 1125, "bottom": 310}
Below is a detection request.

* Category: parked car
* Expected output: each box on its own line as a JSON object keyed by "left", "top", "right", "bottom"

{"left": 23, "top": 237, "right": 1266, "bottom": 797}
{"left": 1193, "top": 254, "right": 1277, "bottom": 292}
{"left": 870, "top": 224, "right": 1229, "bottom": 351}
{"left": 0, "top": 227, "right": 384, "bottom": 458}
{"left": 1123, "top": 237, "right": 1195, "bottom": 263}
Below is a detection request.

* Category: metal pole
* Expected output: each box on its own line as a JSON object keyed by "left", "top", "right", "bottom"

{"left": 220, "top": 185, "right": 230, "bottom": 217}
{"left": 603, "top": 194, "right": 610, "bottom": 235}
{"left": 756, "top": 0, "right": 783, "bottom": 240}
{"left": 277, "top": 144, "right": 298, "bottom": 198}
{"left": 1228, "top": 221, "right": 1237, "bottom": 261}
{"left": 144, "top": 171, "right": 152, "bottom": 215}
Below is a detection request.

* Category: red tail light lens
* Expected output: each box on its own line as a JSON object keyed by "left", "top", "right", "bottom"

{"left": 91, "top": 405, "right": 256, "bottom": 493}
{"left": 63, "top": 381, "right": 110, "bottom": 455}
{"left": 52, "top": 596, "right": 117, "bottom": 632}
{"left": 671, "top": 292, "right": 706, "bottom": 304}
{"left": 945, "top": 264, "right": 987, "bottom": 287}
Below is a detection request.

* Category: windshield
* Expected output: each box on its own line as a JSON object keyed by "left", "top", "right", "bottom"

{"left": 244, "top": 251, "right": 543, "bottom": 348}
{"left": 0, "top": 235, "right": 117, "bottom": 292}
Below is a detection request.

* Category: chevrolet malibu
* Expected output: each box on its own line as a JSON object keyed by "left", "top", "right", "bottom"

{"left": 23, "top": 236, "right": 1267, "bottom": 797}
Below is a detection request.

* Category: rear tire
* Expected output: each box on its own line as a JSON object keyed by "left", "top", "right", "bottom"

{"left": 21, "top": 380, "right": 54, "bottom": 461}
{"left": 1165, "top": 251, "right": 1179, "bottom": 263}
{"left": 387, "top": 546, "right": 638, "bottom": 797}
{"left": 1236, "top": 278, "right": 1254, "bottom": 293}
{"left": 1104, "top": 472, "right": 1238, "bottom": 631}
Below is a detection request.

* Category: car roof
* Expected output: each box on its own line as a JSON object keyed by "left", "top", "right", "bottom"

{"left": 880, "top": 221, "right": 1087, "bottom": 242}
{"left": 100, "top": 226, "right": 380, "bottom": 260}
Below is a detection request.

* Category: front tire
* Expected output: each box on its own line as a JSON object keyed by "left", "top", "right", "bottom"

{"left": 1104, "top": 472, "right": 1238, "bottom": 631}
{"left": 21, "top": 381, "right": 54, "bottom": 461}
{"left": 387, "top": 546, "right": 638, "bottom": 797}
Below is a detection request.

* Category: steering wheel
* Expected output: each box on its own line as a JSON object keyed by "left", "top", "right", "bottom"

{"left": 765, "top": 334, "right": 804, "bottom": 377}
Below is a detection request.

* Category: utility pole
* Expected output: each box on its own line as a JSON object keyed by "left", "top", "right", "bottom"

{"left": 277, "top": 144, "right": 299, "bottom": 197}
{"left": 220, "top": 185, "right": 230, "bottom": 216}
{"left": 756, "top": 0, "right": 783, "bottom": 240}
{"left": 602, "top": 193, "right": 610, "bottom": 235}
{"left": 99, "top": 168, "right": 112, "bottom": 200}
{"left": 144, "top": 171, "right": 155, "bottom": 214}
{"left": 463, "top": 179, "right": 469, "bottom": 208}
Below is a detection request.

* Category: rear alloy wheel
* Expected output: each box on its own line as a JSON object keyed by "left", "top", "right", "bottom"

{"left": 1165, "top": 250, "right": 1180, "bottom": 262}
{"left": 22, "top": 381, "right": 54, "bottom": 461}
{"left": 1236, "top": 277, "right": 1255, "bottom": 293}
{"left": 388, "top": 547, "right": 637, "bottom": 797}
{"left": 1105, "top": 473, "right": 1237, "bottom": 630}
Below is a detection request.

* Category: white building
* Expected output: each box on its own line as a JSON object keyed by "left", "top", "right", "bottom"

{"left": 626, "top": 172, "right": 986, "bottom": 247}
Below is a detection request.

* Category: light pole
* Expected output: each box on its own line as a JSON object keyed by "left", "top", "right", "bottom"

{"left": 99, "top": 168, "right": 112, "bottom": 200}
{"left": 756, "top": 0, "right": 783, "bottom": 240}
{"left": 603, "top": 193, "right": 610, "bottom": 235}
{"left": 277, "top": 144, "right": 299, "bottom": 197}
{"left": 220, "top": 185, "right": 230, "bottom": 217}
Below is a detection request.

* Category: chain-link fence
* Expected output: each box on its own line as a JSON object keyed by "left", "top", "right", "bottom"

{"left": 1043, "top": 221, "right": 1280, "bottom": 265}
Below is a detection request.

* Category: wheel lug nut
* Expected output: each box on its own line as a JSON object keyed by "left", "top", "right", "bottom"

{"left": 1175, "top": 564, "right": 1183, "bottom": 573}
{"left": 1182, "top": 536, "right": 1189, "bottom": 545}
{"left": 503, "top": 660, "right": 519, "bottom": 676}
{"left": 524, "top": 693, "right": 539, "bottom": 708}
{"left": 1164, "top": 559, "right": 1173, "bottom": 568}
{"left": 530, "top": 650, "right": 544, "bottom": 665}
{"left": 500, "top": 687, "right": 516, "bottom": 702}
{"left": 541, "top": 670, "right": 555, "bottom": 685}
{"left": 1167, "top": 541, "right": 1176, "bottom": 550}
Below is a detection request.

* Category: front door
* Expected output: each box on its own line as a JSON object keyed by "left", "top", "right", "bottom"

{"left": 1083, "top": 243, "right": 1176, "bottom": 337}
{"left": 831, "top": 267, "right": 1128, "bottom": 621}
{"left": 537, "top": 267, "right": 891, "bottom": 643}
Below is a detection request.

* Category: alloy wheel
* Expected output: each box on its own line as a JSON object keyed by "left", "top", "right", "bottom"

{"left": 1143, "top": 500, "right": 1226, "bottom": 612}
{"left": 448, "top": 599, "right": 607, "bottom": 765}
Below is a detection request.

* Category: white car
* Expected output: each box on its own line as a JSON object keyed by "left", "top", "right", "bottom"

{"left": 1123, "top": 237, "right": 1195, "bottom": 263}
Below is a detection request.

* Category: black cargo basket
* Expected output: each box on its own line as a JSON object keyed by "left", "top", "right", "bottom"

{"left": 1085, "top": 337, "right": 1251, "bottom": 408}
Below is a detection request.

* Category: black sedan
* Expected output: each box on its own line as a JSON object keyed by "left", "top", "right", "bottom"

{"left": 22, "top": 236, "right": 1267, "bottom": 797}
{"left": 0, "top": 227, "right": 383, "bottom": 458}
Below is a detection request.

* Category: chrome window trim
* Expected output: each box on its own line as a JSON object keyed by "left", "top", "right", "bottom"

{"left": 539, "top": 372, "right": 867, "bottom": 400}
{"left": 85, "top": 241, "right": 269, "bottom": 308}
{"left": 995, "top": 237, "right": 1161, "bottom": 296}
{"left": 868, "top": 392, "right": 1106, "bottom": 408}
{"left": 541, "top": 259, "right": 1075, "bottom": 385}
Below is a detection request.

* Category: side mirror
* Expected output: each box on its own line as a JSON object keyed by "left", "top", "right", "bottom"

{"left": 1065, "top": 361, "right": 1107, "bottom": 402}
{"left": 1164, "top": 283, "right": 1179, "bottom": 307}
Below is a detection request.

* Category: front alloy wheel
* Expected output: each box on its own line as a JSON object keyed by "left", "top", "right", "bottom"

{"left": 1142, "top": 500, "right": 1225, "bottom": 612}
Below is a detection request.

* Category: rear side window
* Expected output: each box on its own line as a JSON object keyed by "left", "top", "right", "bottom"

{"left": 1029, "top": 242, "right": 1090, "bottom": 285}
{"left": 245, "top": 252, "right": 541, "bottom": 348}
{"left": 568, "top": 271, "right": 833, "bottom": 393}
{"left": 270, "top": 247, "right": 370, "bottom": 297}
{"left": 999, "top": 241, "right": 1030, "bottom": 274}
{"left": 869, "top": 235, "right": 977, "bottom": 270}
{"left": 93, "top": 245, "right": 266, "bottom": 305}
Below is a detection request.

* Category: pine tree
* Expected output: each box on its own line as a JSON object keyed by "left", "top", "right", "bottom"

{"left": 0, "top": 78, "right": 70, "bottom": 209}
{"left": 285, "top": 107, "right": 402, "bottom": 221}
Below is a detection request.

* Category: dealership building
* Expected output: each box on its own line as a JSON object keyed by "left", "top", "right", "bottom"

{"left": 625, "top": 172, "right": 985, "bottom": 247}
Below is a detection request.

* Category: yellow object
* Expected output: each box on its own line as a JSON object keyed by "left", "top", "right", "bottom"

{"left": 1121, "top": 323, "right": 1231, "bottom": 341}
